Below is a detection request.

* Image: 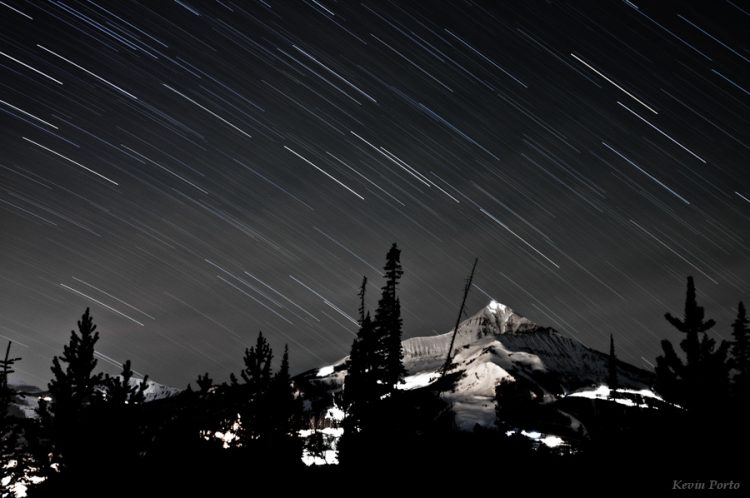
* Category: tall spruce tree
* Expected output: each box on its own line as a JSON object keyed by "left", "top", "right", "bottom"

{"left": 47, "top": 308, "right": 103, "bottom": 409}
{"left": 655, "top": 277, "right": 730, "bottom": 409}
{"left": 269, "top": 346, "right": 293, "bottom": 436}
{"left": 341, "top": 247, "right": 408, "bottom": 462}
{"left": 267, "top": 345, "right": 302, "bottom": 463}
{"left": 233, "top": 332, "right": 274, "bottom": 446}
{"left": 373, "top": 243, "right": 406, "bottom": 389}
{"left": 39, "top": 308, "right": 105, "bottom": 472}
{"left": 344, "top": 277, "right": 380, "bottom": 433}
{"left": 731, "top": 301, "right": 750, "bottom": 398}
{"left": 608, "top": 334, "right": 619, "bottom": 391}
{"left": 357, "top": 275, "right": 367, "bottom": 325}
{"left": 238, "top": 331, "right": 273, "bottom": 392}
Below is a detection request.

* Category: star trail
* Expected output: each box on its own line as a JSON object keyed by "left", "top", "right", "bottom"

{"left": 0, "top": 0, "right": 748, "bottom": 388}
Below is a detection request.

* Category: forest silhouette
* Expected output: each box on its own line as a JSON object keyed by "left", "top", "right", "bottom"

{"left": 1, "top": 245, "right": 748, "bottom": 496}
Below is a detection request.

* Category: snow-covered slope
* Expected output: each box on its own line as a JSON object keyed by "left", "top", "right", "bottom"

{"left": 410, "top": 301, "right": 647, "bottom": 387}
{"left": 7, "top": 385, "right": 45, "bottom": 419}
{"left": 298, "top": 300, "right": 653, "bottom": 430}
{"left": 135, "top": 377, "right": 181, "bottom": 402}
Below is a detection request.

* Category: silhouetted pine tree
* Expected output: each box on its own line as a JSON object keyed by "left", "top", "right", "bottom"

{"left": 0, "top": 341, "right": 21, "bottom": 423}
{"left": 342, "top": 246, "right": 409, "bottom": 463}
{"left": 267, "top": 345, "right": 303, "bottom": 463}
{"left": 234, "top": 332, "right": 274, "bottom": 446}
{"left": 185, "top": 371, "right": 234, "bottom": 452}
{"left": 655, "top": 277, "right": 730, "bottom": 409}
{"left": 143, "top": 371, "right": 226, "bottom": 493}
{"left": 38, "top": 308, "right": 105, "bottom": 473}
{"left": 47, "top": 309, "right": 103, "bottom": 407}
{"left": 357, "top": 275, "right": 367, "bottom": 325}
{"left": 239, "top": 332, "right": 273, "bottom": 392}
{"left": 186, "top": 371, "right": 220, "bottom": 445}
{"left": 731, "top": 301, "right": 750, "bottom": 400}
{"left": 343, "top": 276, "right": 381, "bottom": 434}
{"left": 1, "top": 341, "right": 27, "bottom": 491}
{"left": 103, "top": 359, "right": 148, "bottom": 406}
{"left": 95, "top": 360, "right": 150, "bottom": 471}
{"left": 196, "top": 372, "right": 213, "bottom": 394}
{"left": 270, "top": 346, "right": 292, "bottom": 433}
{"left": 608, "top": 334, "right": 619, "bottom": 391}
{"left": 345, "top": 313, "right": 378, "bottom": 419}
{"left": 373, "top": 243, "right": 406, "bottom": 389}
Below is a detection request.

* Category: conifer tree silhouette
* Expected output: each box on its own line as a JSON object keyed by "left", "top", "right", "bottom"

{"left": 1, "top": 341, "right": 27, "bottom": 490}
{"left": 47, "top": 308, "right": 103, "bottom": 408}
{"left": 267, "top": 345, "right": 302, "bottom": 464}
{"left": 96, "top": 360, "right": 150, "bottom": 472}
{"left": 731, "top": 301, "right": 750, "bottom": 401}
{"left": 238, "top": 332, "right": 273, "bottom": 391}
{"left": 341, "top": 245, "right": 408, "bottom": 462}
{"left": 233, "top": 332, "right": 274, "bottom": 446}
{"left": 188, "top": 371, "right": 226, "bottom": 450}
{"left": 196, "top": 372, "right": 213, "bottom": 395}
{"left": 0, "top": 341, "right": 21, "bottom": 423}
{"left": 269, "top": 345, "right": 293, "bottom": 435}
{"left": 357, "top": 275, "right": 367, "bottom": 325}
{"left": 655, "top": 277, "right": 730, "bottom": 409}
{"left": 608, "top": 334, "right": 619, "bottom": 391}
{"left": 343, "top": 276, "right": 380, "bottom": 436}
{"left": 39, "top": 308, "right": 105, "bottom": 472}
{"left": 104, "top": 359, "right": 148, "bottom": 406}
{"left": 373, "top": 243, "right": 406, "bottom": 390}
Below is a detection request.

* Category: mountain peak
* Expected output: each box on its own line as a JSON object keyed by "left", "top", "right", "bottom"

{"left": 300, "top": 298, "right": 654, "bottom": 432}
{"left": 474, "top": 300, "right": 534, "bottom": 335}
{"left": 486, "top": 299, "right": 512, "bottom": 316}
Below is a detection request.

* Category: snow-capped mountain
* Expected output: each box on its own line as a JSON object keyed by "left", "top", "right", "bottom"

{"left": 134, "top": 377, "right": 181, "bottom": 402}
{"left": 8, "top": 377, "right": 179, "bottom": 419}
{"left": 297, "top": 300, "right": 654, "bottom": 430}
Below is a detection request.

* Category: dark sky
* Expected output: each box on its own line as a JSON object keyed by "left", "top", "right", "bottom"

{"left": 1, "top": 0, "right": 748, "bottom": 388}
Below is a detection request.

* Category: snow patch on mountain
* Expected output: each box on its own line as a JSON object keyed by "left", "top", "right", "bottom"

{"left": 567, "top": 384, "right": 672, "bottom": 409}
{"left": 506, "top": 429, "right": 568, "bottom": 449}
{"left": 454, "top": 361, "right": 513, "bottom": 396}
{"left": 300, "top": 404, "right": 345, "bottom": 466}
{"left": 325, "top": 405, "right": 345, "bottom": 422}
{"left": 300, "top": 427, "right": 343, "bottom": 466}
{"left": 397, "top": 371, "right": 439, "bottom": 390}
{"left": 317, "top": 365, "right": 335, "bottom": 377}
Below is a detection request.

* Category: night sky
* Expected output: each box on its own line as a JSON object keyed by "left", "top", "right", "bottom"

{"left": 1, "top": 0, "right": 748, "bottom": 388}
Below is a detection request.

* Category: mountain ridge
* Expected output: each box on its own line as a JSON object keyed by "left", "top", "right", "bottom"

{"left": 8, "top": 377, "right": 179, "bottom": 419}
{"left": 297, "top": 300, "right": 654, "bottom": 430}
